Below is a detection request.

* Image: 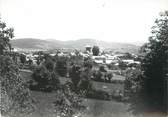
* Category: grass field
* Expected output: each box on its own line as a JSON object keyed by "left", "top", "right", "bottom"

{"left": 20, "top": 70, "right": 131, "bottom": 117}
{"left": 92, "top": 81, "right": 124, "bottom": 93}
{"left": 83, "top": 99, "right": 130, "bottom": 117}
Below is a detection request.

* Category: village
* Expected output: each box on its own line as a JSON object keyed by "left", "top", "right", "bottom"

{"left": 11, "top": 44, "right": 141, "bottom": 84}
{"left": 14, "top": 45, "right": 140, "bottom": 69}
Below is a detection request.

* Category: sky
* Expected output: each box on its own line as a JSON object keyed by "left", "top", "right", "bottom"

{"left": 0, "top": 0, "right": 168, "bottom": 43}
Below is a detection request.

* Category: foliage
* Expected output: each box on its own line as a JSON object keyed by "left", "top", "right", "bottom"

{"left": 56, "top": 56, "right": 68, "bottom": 77}
{"left": 92, "top": 45, "right": 100, "bottom": 56}
{"left": 69, "top": 57, "right": 93, "bottom": 95}
{"left": 69, "top": 54, "right": 83, "bottom": 66}
{"left": 107, "top": 63, "right": 119, "bottom": 70}
{"left": 54, "top": 83, "right": 85, "bottom": 117}
{"left": 124, "top": 67, "right": 144, "bottom": 104}
{"left": 0, "top": 56, "right": 35, "bottom": 116}
{"left": 0, "top": 19, "right": 14, "bottom": 55}
{"left": 31, "top": 61, "right": 60, "bottom": 92}
{"left": 86, "top": 89, "right": 111, "bottom": 100}
{"left": 69, "top": 64, "right": 81, "bottom": 91}
{"left": 78, "top": 68, "right": 93, "bottom": 94}
{"left": 119, "top": 52, "right": 133, "bottom": 60}
{"left": 20, "top": 54, "right": 26, "bottom": 64}
{"left": 99, "top": 65, "right": 107, "bottom": 72}
{"left": 140, "top": 11, "right": 168, "bottom": 114}
{"left": 118, "top": 60, "right": 127, "bottom": 70}
{"left": 34, "top": 51, "right": 45, "bottom": 65}
{"left": 92, "top": 70, "right": 102, "bottom": 81}
{"left": 44, "top": 57, "right": 55, "bottom": 71}
{"left": 125, "top": 11, "right": 168, "bottom": 115}
{"left": 106, "top": 71, "right": 113, "bottom": 82}
{"left": 83, "top": 57, "right": 93, "bottom": 69}
{"left": 92, "top": 66, "right": 114, "bottom": 83}
{"left": 0, "top": 19, "right": 34, "bottom": 116}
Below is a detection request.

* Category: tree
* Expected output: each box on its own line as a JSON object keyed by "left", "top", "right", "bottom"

{"left": 69, "top": 57, "right": 93, "bottom": 94}
{"left": 92, "top": 45, "right": 100, "bottom": 56}
{"left": 99, "top": 65, "right": 107, "bottom": 72}
{"left": 20, "top": 54, "right": 26, "bottom": 64}
{"left": 0, "top": 19, "right": 14, "bottom": 55}
{"left": 56, "top": 56, "right": 68, "bottom": 77}
{"left": 34, "top": 51, "right": 44, "bottom": 65}
{"left": 69, "top": 64, "right": 81, "bottom": 90}
{"left": 0, "top": 18, "right": 34, "bottom": 116}
{"left": 44, "top": 57, "right": 55, "bottom": 72}
{"left": 118, "top": 60, "right": 127, "bottom": 70}
{"left": 31, "top": 58, "right": 60, "bottom": 91}
{"left": 78, "top": 66, "right": 93, "bottom": 94}
{"left": 125, "top": 11, "right": 168, "bottom": 116}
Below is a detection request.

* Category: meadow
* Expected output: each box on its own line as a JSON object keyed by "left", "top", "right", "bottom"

{"left": 20, "top": 70, "right": 131, "bottom": 117}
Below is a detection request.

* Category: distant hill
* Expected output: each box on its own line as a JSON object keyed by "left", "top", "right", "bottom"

{"left": 11, "top": 38, "right": 141, "bottom": 53}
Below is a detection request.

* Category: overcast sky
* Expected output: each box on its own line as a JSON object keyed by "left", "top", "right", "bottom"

{"left": 0, "top": 0, "right": 168, "bottom": 43}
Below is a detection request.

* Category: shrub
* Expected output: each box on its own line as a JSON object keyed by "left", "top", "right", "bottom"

{"left": 0, "top": 56, "right": 35, "bottom": 116}
{"left": 20, "top": 54, "right": 26, "bottom": 64}
{"left": 118, "top": 61, "right": 127, "bottom": 70}
{"left": 86, "top": 89, "right": 111, "bottom": 100}
{"left": 99, "top": 65, "right": 107, "bottom": 72}
{"left": 92, "top": 69, "right": 114, "bottom": 83}
{"left": 31, "top": 65, "right": 60, "bottom": 92}
{"left": 111, "top": 89, "right": 124, "bottom": 101}
{"left": 54, "top": 83, "right": 85, "bottom": 117}
{"left": 56, "top": 56, "right": 68, "bottom": 77}
{"left": 69, "top": 64, "right": 81, "bottom": 90}
{"left": 107, "top": 63, "right": 119, "bottom": 70}
{"left": 92, "top": 70, "right": 104, "bottom": 82}
{"left": 44, "top": 58, "right": 55, "bottom": 71}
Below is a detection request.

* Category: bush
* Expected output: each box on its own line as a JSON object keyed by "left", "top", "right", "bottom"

{"left": 54, "top": 83, "right": 85, "bottom": 117}
{"left": 56, "top": 56, "right": 68, "bottom": 77}
{"left": 0, "top": 56, "right": 35, "bottom": 116}
{"left": 118, "top": 61, "right": 128, "bottom": 70}
{"left": 86, "top": 89, "right": 111, "bottom": 100}
{"left": 20, "top": 54, "right": 26, "bottom": 64}
{"left": 44, "top": 58, "right": 55, "bottom": 71}
{"left": 92, "top": 69, "right": 114, "bottom": 83}
{"left": 111, "top": 89, "right": 124, "bottom": 102}
{"left": 31, "top": 65, "right": 60, "bottom": 92}
{"left": 78, "top": 68, "right": 93, "bottom": 93}
{"left": 107, "top": 63, "right": 119, "bottom": 70}
{"left": 69, "top": 64, "right": 81, "bottom": 90}
{"left": 69, "top": 59, "right": 93, "bottom": 94}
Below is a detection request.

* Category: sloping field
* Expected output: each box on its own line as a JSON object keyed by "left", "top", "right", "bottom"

{"left": 83, "top": 99, "right": 130, "bottom": 117}
{"left": 20, "top": 71, "right": 130, "bottom": 117}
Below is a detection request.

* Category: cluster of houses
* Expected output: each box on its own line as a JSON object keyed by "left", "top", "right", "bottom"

{"left": 84, "top": 45, "right": 140, "bottom": 66}
{"left": 13, "top": 45, "right": 140, "bottom": 67}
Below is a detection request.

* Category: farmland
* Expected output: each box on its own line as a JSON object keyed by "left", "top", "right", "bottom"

{"left": 20, "top": 71, "right": 130, "bottom": 117}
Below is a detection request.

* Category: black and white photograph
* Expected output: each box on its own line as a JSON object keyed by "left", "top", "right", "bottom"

{"left": 0, "top": 0, "right": 168, "bottom": 117}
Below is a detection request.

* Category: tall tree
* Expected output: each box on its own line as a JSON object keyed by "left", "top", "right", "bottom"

{"left": 92, "top": 45, "right": 100, "bottom": 56}
{"left": 125, "top": 11, "right": 168, "bottom": 116}
{"left": 0, "top": 18, "right": 34, "bottom": 116}
{"left": 141, "top": 11, "right": 168, "bottom": 114}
